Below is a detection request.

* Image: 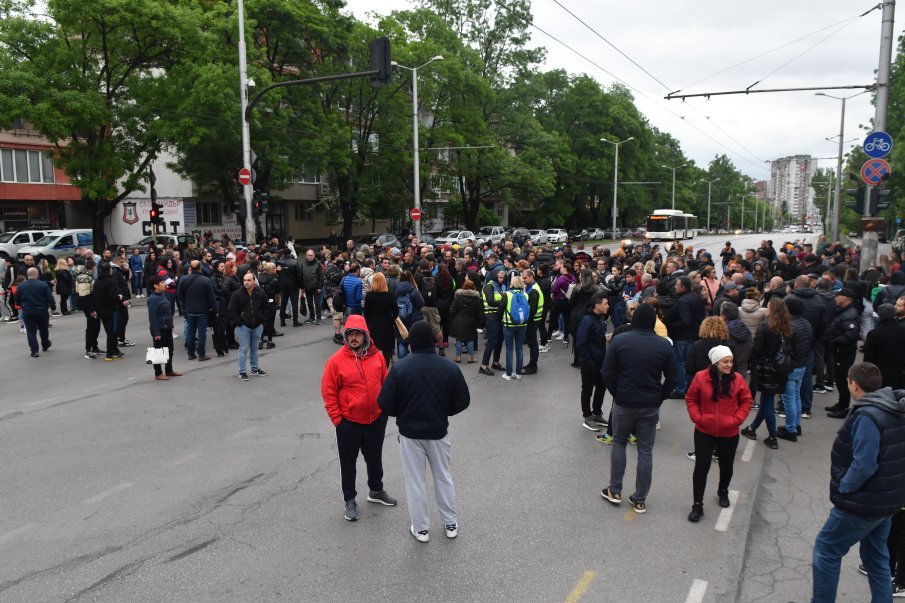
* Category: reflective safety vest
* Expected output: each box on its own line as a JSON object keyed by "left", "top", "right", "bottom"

{"left": 526, "top": 282, "right": 544, "bottom": 322}
{"left": 502, "top": 288, "right": 530, "bottom": 327}
{"left": 482, "top": 281, "right": 505, "bottom": 315}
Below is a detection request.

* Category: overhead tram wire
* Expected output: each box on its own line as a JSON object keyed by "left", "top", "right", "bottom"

{"left": 517, "top": 2, "right": 766, "bottom": 172}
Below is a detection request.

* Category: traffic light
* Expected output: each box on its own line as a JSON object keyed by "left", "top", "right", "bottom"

{"left": 845, "top": 185, "right": 865, "bottom": 215}
{"left": 370, "top": 37, "right": 391, "bottom": 88}
{"left": 253, "top": 190, "right": 268, "bottom": 216}
{"left": 150, "top": 200, "right": 163, "bottom": 224}
{"left": 233, "top": 197, "right": 247, "bottom": 220}
{"left": 868, "top": 187, "right": 891, "bottom": 216}
{"left": 260, "top": 192, "right": 269, "bottom": 214}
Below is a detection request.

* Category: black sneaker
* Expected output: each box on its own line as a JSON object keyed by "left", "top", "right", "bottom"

{"left": 825, "top": 404, "right": 844, "bottom": 412}
{"left": 717, "top": 490, "right": 731, "bottom": 508}
{"left": 813, "top": 384, "right": 828, "bottom": 394}
{"left": 366, "top": 490, "right": 397, "bottom": 506}
{"left": 521, "top": 365, "right": 538, "bottom": 374}
{"left": 893, "top": 584, "right": 905, "bottom": 597}
{"left": 590, "top": 414, "right": 608, "bottom": 427}
{"left": 344, "top": 499, "right": 358, "bottom": 521}
{"left": 333, "top": 334, "right": 343, "bottom": 345}
{"left": 764, "top": 437, "right": 778, "bottom": 449}
{"left": 491, "top": 362, "right": 504, "bottom": 371}
{"left": 601, "top": 487, "right": 622, "bottom": 505}
{"left": 740, "top": 426, "right": 756, "bottom": 440}
{"left": 776, "top": 427, "right": 798, "bottom": 442}
{"left": 84, "top": 351, "right": 97, "bottom": 360}
{"left": 668, "top": 390, "right": 685, "bottom": 400}
{"left": 628, "top": 495, "right": 646, "bottom": 514}
{"left": 478, "top": 366, "right": 495, "bottom": 376}
{"left": 251, "top": 368, "right": 268, "bottom": 377}
{"left": 238, "top": 373, "right": 250, "bottom": 381}
{"left": 827, "top": 409, "right": 848, "bottom": 419}
{"left": 688, "top": 503, "right": 704, "bottom": 523}
{"left": 824, "top": 381, "right": 835, "bottom": 391}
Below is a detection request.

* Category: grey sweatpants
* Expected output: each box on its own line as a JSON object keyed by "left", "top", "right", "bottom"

{"left": 399, "top": 434, "right": 457, "bottom": 533}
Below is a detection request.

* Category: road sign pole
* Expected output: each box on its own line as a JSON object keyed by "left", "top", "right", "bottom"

{"left": 237, "top": 0, "right": 255, "bottom": 245}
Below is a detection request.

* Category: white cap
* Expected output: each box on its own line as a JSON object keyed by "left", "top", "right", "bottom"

{"left": 708, "top": 345, "right": 733, "bottom": 365}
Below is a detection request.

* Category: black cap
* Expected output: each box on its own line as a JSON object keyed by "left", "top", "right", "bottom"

{"left": 835, "top": 288, "right": 857, "bottom": 300}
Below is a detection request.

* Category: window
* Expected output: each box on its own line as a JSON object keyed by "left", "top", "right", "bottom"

{"left": 196, "top": 202, "right": 221, "bottom": 225}
{"left": 0, "top": 148, "right": 55, "bottom": 183}
{"left": 294, "top": 165, "right": 320, "bottom": 184}
{"left": 55, "top": 235, "right": 74, "bottom": 248}
{"left": 294, "top": 202, "right": 314, "bottom": 222}
{"left": 13, "top": 233, "right": 29, "bottom": 244}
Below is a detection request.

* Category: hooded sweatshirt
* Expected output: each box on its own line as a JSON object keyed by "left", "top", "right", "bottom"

{"left": 739, "top": 298, "right": 766, "bottom": 338}
{"left": 321, "top": 314, "right": 388, "bottom": 426}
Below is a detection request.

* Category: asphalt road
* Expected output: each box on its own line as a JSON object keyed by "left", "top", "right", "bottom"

{"left": 0, "top": 231, "right": 876, "bottom": 602}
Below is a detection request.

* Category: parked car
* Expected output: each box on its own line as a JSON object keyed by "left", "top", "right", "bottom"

{"left": 585, "top": 228, "right": 606, "bottom": 240}
{"left": 434, "top": 230, "right": 476, "bottom": 246}
{"left": 568, "top": 228, "right": 589, "bottom": 241}
{"left": 476, "top": 226, "right": 506, "bottom": 246}
{"left": 510, "top": 227, "right": 531, "bottom": 245}
{"left": 418, "top": 232, "right": 439, "bottom": 247}
{"left": 528, "top": 229, "right": 548, "bottom": 245}
{"left": 17, "top": 229, "right": 92, "bottom": 264}
{"left": 356, "top": 233, "right": 401, "bottom": 249}
{"left": 122, "top": 233, "right": 199, "bottom": 255}
{"left": 545, "top": 228, "right": 568, "bottom": 243}
{"left": 0, "top": 230, "right": 55, "bottom": 260}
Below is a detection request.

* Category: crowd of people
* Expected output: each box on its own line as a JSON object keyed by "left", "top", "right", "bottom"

{"left": 2, "top": 230, "right": 905, "bottom": 598}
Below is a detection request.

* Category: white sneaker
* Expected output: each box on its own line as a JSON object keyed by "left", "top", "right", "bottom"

{"left": 513, "top": 373, "right": 522, "bottom": 380}
{"left": 554, "top": 332, "right": 564, "bottom": 340}
{"left": 501, "top": 374, "right": 512, "bottom": 381}
{"left": 445, "top": 523, "right": 458, "bottom": 539}
{"left": 539, "top": 344, "right": 550, "bottom": 353}
{"left": 656, "top": 422, "right": 661, "bottom": 430}
{"left": 410, "top": 525, "right": 429, "bottom": 543}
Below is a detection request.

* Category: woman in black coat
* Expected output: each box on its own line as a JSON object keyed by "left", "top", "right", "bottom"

{"left": 568, "top": 268, "right": 598, "bottom": 366}
{"left": 436, "top": 263, "right": 455, "bottom": 349}
{"left": 449, "top": 279, "right": 483, "bottom": 363}
{"left": 684, "top": 317, "right": 734, "bottom": 380}
{"left": 54, "top": 258, "right": 74, "bottom": 314}
{"left": 363, "top": 272, "right": 398, "bottom": 365}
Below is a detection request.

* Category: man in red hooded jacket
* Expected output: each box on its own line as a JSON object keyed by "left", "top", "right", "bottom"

{"left": 321, "top": 314, "right": 397, "bottom": 521}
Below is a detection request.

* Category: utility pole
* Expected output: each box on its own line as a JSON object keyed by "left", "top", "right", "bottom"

{"left": 862, "top": 0, "right": 895, "bottom": 269}
{"left": 237, "top": 0, "right": 255, "bottom": 244}
{"left": 699, "top": 177, "right": 719, "bottom": 232}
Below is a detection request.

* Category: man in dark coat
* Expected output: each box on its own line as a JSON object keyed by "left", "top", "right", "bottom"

{"left": 863, "top": 304, "right": 905, "bottom": 389}
{"left": 92, "top": 262, "right": 124, "bottom": 360}
{"left": 666, "top": 276, "right": 705, "bottom": 398}
{"left": 378, "top": 321, "right": 470, "bottom": 542}
{"left": 826, "top": 289, "right": 862, "bottom": 418}
{"left": 15, "top": 267, "right": 55, "bottom": 357}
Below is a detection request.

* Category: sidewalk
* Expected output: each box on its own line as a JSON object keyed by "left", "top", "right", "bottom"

{"left": 737, "top": 402, "right": 874, "bottom": 602}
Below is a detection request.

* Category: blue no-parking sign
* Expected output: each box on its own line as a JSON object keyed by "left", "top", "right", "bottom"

{"left": 863, "top": 131, "right": 893, "bottom": 159}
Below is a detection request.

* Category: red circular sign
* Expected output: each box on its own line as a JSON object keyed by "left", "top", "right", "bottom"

{"left": 237, "top": 167, "right": 252, "bottom": 185}
{"left": 409, "top": 207, "right": 422, "bottom": 221}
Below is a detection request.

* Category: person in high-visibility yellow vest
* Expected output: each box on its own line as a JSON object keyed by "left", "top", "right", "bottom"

{"left": 497, "top": 275, "right": 534, "bottom": 380}
{"left": 521, "top": 269, "right": 544, "bottom": 374}
{"left": 478, "top": 269, "right": 506, "bottom": 376}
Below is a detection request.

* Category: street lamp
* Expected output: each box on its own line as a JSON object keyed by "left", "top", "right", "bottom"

{"left": 661, "top": 163, "right": 687, "bottom": 210}
{"left": 601, "top": 136, "right": 634, "bottom": 239}
{"left": 697, "top": 177, "right": 720, "bottom": 232}
{"left": 394, "top": 56, "right": 444, "bottom": 239}
{"left": 816, "top": 91, "right": 867, "bottom": 242}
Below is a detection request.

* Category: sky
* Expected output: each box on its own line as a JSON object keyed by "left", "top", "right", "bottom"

{"left": 342, "top": 0, "right": 905, "bottom": 182}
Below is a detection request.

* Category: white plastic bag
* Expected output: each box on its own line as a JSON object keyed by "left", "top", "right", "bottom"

{"left": 146, "top": 346, "right": 170, "bottom": 365}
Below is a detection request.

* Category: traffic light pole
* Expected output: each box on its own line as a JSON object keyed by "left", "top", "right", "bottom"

{"left": 862, "top": 0, "right": 896, "bottom": 270}
{"left": 237, "top": 0, "right": 255, "bottom": 244}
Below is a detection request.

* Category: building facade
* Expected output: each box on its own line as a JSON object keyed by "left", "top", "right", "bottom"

{"left": 768, "top": 155, "right": 816, "bottom": 223}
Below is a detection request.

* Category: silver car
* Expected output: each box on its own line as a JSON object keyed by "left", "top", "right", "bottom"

{"left": 528, "top": 229, "right": 548, "bottom": 244}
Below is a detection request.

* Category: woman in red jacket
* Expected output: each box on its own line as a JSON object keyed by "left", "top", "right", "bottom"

{"left": 685, "top": 345, "right": 753, "bottom": 523}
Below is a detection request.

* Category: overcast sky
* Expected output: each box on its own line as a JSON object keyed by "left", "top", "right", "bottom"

{"left": 343, "top": 0, "right": 904, "bottom": 181}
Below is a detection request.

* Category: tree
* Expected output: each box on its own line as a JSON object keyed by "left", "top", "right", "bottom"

{"left": 0, "top": 0, "right": 205, "bottom": 250}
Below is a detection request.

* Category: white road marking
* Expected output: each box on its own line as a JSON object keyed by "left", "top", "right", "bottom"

{"left": 714, "top": 490, "right": 741, "bottom": 532}
{"left": 26, "top": 396, "right": 60, "bottom": 407}
{"left": 0, "top": 523, "right": 38, "bottom": 545}
{"left": 741, "top": 438, "right": 755, "bottom": 462}
{"left": 161, "top": 452, "right": 201, "bottom": 469}
{"left": 227, "top": 426, "right": 259, "bottom": 440}
{"left": 81, "top": 482, "right": 133, "bottom": 505}
{"left": 685, "top": 579, "right": 708, "bottom": 603}
{"left": 85, "top": 381, "right": 120, "bottom": 392}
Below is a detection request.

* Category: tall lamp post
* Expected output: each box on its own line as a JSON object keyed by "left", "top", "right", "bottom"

{"left": 237, "top": 0, "right": 255, "bottom": 243}
{"left": 698, "top": 177, "right": 720, "bottom": 232}
{"left": 394, "top": 56, "right": 444, "bottom": 239}
{"left": 662, "top": 163, "right": 686, "bottom": 210}
{"left": 601, "top": 136, "right": 634, "bottom": 239}
{"left": 816, "top": 91, "right": 866, "bottom": 242}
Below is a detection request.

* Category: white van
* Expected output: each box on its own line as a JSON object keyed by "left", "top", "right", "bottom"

{"left": 17, "top": 229, "right": 92, "bottom": 264}
{"left": 0, "top": 230, "right": 55, "bottom": 260}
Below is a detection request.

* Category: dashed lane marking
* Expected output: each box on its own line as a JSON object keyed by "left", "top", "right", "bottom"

{"left": 81, "top": 482, "right": 133, "bottom": 505}
{"left": 685, "top": 578, "right": 708, "bottom": 603}
{"left": 714, "top": 490, "right": 740, "bottom": 532}
{"left": 0, "top": 523, "right": 38, "bottom": 546}
{"left": 741, "top": 438, "right": 755, "bottom": 462}
{"left": 564, "top": 571, "right": 595, "bottom": 603}
{"left": 161, "top": 452, "right": 202, "bottom": 469}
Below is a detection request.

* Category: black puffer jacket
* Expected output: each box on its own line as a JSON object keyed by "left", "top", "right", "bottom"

{"left": 790, "top": 315, "right": 813, "bottom": 367}
{"left": 228, "top": 285, "right": 267, "bottom": 329}
{"left": 789, "top": 287, "right": 829, "bottom": 340}
{"left": 726, "top": 319, "right": 752, "bottom": 373}
{"left": 828, "top": 304, "right": 860, "bottom": 352}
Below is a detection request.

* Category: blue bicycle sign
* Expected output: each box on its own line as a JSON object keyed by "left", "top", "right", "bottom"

{"left": 863, "top": 131, "right": 893, "bottom": 159}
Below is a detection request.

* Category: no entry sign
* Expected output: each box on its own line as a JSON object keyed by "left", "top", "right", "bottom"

{"left": 237, "top": 168, "right": 252, "bottom": 186}
{"left": 410, "top": 207, "right": 422, "bottom": 221}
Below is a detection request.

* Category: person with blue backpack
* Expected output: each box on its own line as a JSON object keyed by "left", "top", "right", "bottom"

{"left": 394, "top": 271, "right": 424, "bottom": 360}
{"left": 498, "top": 274, "right": 533, "bottom": 381}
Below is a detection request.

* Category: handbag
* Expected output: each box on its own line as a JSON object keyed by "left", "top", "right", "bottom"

{"left": 773, "top": 335, "right": 794, "bottom": 375}
{"left": 395, "top": 316, "right": 409, "bottom": 340}
{"left": 146, "top": 346, "right": 170, "bottom": 365}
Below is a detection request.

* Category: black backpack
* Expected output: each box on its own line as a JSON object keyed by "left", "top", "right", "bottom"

{"left": 421, "top": 275, "right": 438, "bottom": 304}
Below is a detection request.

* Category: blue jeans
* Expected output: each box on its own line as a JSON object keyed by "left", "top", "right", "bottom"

{"left": 609, "top": 404, "right": 659, "bottom": 502}
{"left": 749, "top": 392, "right": 777, "bottom": 438}
{"left": 185, "top": 313, "right": 208, "bottom": 358}
{"left": 235, "top": 324, "right": 263, "bottom": 374}
{"left": 131, "top": 272, "right": 144, "bottom": 296}
{"left": 397, "top": 332, "right": 409, "bottom": 360}
{"left": 503, "top": 326, "right": 526, "bottom": 376}
{"left": 611, "top": 299, "right": 627, "bottom": 327}
{"left": 800, "top": 351, "right": 814, "bottom": 413}
{"left": 673, "top": 339, "right": 692, "bottom": 394}
{"left": 68, "top": 292, "right": 79, "bottom": 312}
{"left": 812, "top": 507, "right": 892, "bottom": 602}
{"left": 782, "top": 366, "right": 806, "bottom": 431}
{"left": 454, "top": 339, "right": 475, "bottom": 356}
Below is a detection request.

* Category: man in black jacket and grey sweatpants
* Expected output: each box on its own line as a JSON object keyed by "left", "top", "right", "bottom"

{"left": 378, "top": 320, "right": 471, "bottom": 542}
